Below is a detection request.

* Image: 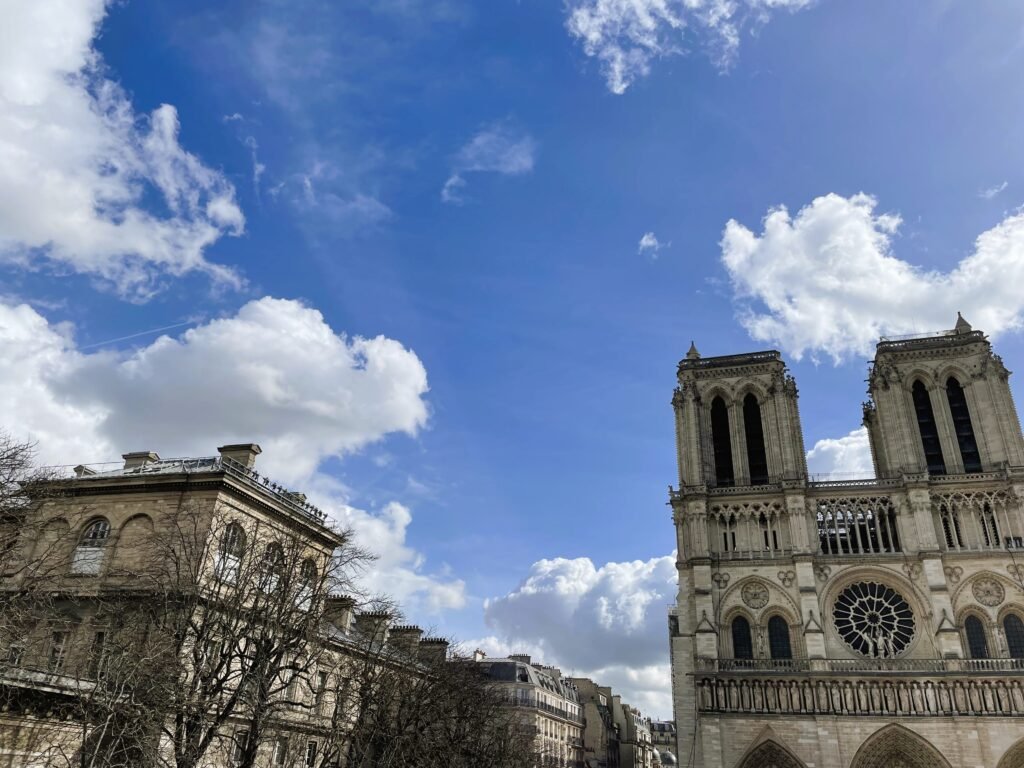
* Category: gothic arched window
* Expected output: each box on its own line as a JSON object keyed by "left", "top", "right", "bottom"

{"left": 912, "top": 380, "right": 946, "bottom": 475}
{"left": 964, "top": 615, "right": 989, "bottom": 659}
{"left": 216, "top": 522, "right": 247, "bottom": 584}
{"left": 768, "top": 615, "right": 792, "bottom": 659}
{"left": 946, "top": 377, "right": 982, "bottom": 472}
{"left": 1005, "top": 614, "right": 1024, "bottom": 659}
{"left": 710, "top": 397, "right": 734, "bottom": 487}
{"left": 743, "top": 394, "right": 769, "bottom": 485}
{"left": 731, "top": 616, "right": 753, "bottom": 659}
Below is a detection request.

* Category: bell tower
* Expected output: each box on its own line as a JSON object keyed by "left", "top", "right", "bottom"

{"left": 673, "top": 345, "right": 807, "bottom": 490}
{"left": 864, "top": 313, "right": 1024, "bottom": 477}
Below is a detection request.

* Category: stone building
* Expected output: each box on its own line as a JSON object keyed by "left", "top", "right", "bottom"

{"left": 0, "top": 444, "right": 452, "bottom": 767}
{"left": 610, "top": 697, "right": 653, "bottom": 768}
{"left": 476, "top": 654, "right": 585, "bottom": 768}
{"left": 568, "top": 677, "right": 620, "bottom": 768}
{"left": 668, "top": 317, "right": 1024, "bottom": 768}
{"left": 648, "top": 720, "right": 675, "bottom": 765}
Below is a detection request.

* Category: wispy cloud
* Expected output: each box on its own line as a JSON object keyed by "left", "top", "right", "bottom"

{"left": 441, "top": 122, "right": 536, "bottom": 204}
{"left": 638, "top": 231, "right": 668, "bottom": 258}
{"left": 565, "top": 0, "right": 815, "bottom": 94}
{"left": 979, "top": 180, "right": 1008, "bottom": 199}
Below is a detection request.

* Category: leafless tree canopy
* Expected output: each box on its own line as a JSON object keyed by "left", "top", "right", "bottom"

{"left": 0, "top": 433, "right": 537, "bottom": 768}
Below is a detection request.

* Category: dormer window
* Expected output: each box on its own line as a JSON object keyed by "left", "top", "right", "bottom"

{"left": 71, "top": 518, "right": 110, "bottom": 575}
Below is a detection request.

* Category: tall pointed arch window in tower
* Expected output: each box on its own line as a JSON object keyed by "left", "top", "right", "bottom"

{"left": 743, "top": 394, "right": 769, "bottom": 485}
{"left": 912, "top": 380, "right": 946, "bottom": 475}
{"left": 731, "top": 616, "right": 753, "bottom": 659}
{"left": 946, "top": 377, "right": 982, "bottom": 472}
{"left": 711, "top": 397, "right": 735, "bottom": 487}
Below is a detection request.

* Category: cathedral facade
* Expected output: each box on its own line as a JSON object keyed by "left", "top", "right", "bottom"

{"left": 668, "top": 317, "right": 1024, "bottom": 768}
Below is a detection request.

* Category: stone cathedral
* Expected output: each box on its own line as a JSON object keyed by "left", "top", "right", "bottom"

{"left": 667, "top": 316, "right": 1024, "bottom": 768}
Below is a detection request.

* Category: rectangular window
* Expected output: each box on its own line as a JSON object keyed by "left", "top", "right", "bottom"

{"left": 88, "top": 630, "right": 107, "bottom": 678}
{"left": 215, "top": 553, "right": 241, "bottom": 584}
{"left": 305, "top": 741, "right": 318, "bottom": 767}
{"left": 49, "top": 630, "right": 69, "bottom": 672}
{"left": 233, "top": 731, "right": 249, "bottom": 764}
{"left": 7, "top": 640, "right": 24, "bottom": 667}
{"left": 71, "top": 547, "right": 105, "bottom": 575}
{"left": 315, "top": 671, "right": 328, "bottom": 713}
{"left": 274, "top": 737, "right": 289, "bottom": 766}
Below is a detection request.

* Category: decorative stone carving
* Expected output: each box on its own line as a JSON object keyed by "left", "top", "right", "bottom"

{"left": 814, "top": 564, "right": 831, "bottom": 583}
{"left": 741, "top": 582, "right": 769, "bottom": 609}
{"left": 712, "top": 572, "right": 730, "bottom": 589}
{"left": 972, "top": 577, "right": 1005, "bottom": 607}
{"left": 901, "top": 562, "right": 921, "bottom": 582}
{"left": 777, "top": 570, "right": 795, "bottom": 587}
{"left": 944, "top": 566, "right": 963, "bottom": 585}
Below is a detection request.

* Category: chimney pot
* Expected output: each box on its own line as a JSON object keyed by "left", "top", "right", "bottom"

{"left": 324, "top": 595, "right": 356, "bottom": 633}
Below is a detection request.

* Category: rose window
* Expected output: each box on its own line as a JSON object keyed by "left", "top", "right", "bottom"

{"left": 833, "top": 581, "right": 915, "bottom": 658}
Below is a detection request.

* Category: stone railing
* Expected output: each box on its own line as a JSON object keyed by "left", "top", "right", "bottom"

{"left": 697, "top": 673, "right": 1024, "bottom": 717}
{"left": 697, "top": 657, "right": 1024, "bottom": 674}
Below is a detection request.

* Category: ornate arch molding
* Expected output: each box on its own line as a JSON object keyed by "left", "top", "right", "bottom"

{"left": 734, "top": 731, "right": 806, "bottom": 768}
{"left": 734, "top": 380, "right": 770, "bottom": 404}
{"left": 700, "top": 384, "right": 736, "bottom": 407}
{"left": 900, "top": 368, "right": 941, "bottom": 392}
{"left": 934, "top": 362, "right": 974, "bottom": 389}
{"left": 997, "top": 738, "right": 1024, "bottom": 768}
{"left": 849, "top": 724, "right": 952, "bottom": 768}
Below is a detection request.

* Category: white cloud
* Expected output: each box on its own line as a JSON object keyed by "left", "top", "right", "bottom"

{"left": 0, "top": 296, "right": 462, "bottom": 612}
{"left": 638, "top": 231, "right": 667, "bottom": 258}
{"left": 979, "top": 181, "right": 1008, "bottom": 200}
{"left": 0, "top": 0, "right": 244, "bottom": 299}
{"left": 481, "top": 555, "right": 676, "bottom": 717}
{"left": 806, "top": 426, "right": 874, "bottom": 478}
{"left": 442, "top": 123, "right": 536, "bottom": 204}
{"left": 721, "top": 192, "right": 1024, "bottom": 361}
{"left": 565, "top": 0, "right": 815, "bottom": 94}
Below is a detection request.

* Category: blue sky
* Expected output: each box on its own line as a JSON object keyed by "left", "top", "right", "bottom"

{"left": 4, "top": 0, "right": 1024, "bottom": 715}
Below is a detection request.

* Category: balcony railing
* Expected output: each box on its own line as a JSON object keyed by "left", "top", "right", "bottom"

{"left": 509, "top": 697, "right": 584, "bottom": 723}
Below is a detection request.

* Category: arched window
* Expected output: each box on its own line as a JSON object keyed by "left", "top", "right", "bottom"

{"left": 1005, "top": 614, "right": 1024, "bottom": 659}
{"left": 731, "top": 616, "right": 753, "bottom": 659}
{"left": 216, "top": 522, "right": 246, "bottom": 583}
{"left": 768, "top": 615, "right": 792, "bottom": 659}
{"left": 71, "top": 518, "right": 110, "bottom": 575}
{"left": 912, "top": 380, "right": 946, "bottom": 475}
{"left": 743, "top": 394, "right": 769, "bottom": 485}
{"left": 964, "top": 615, "right": 989, "bottom": 659}
{"left": 711, "top": 397, "right": 734, "bottom": 487}
{"left": 946, "top": 377, "right": 981, "bottom": 472}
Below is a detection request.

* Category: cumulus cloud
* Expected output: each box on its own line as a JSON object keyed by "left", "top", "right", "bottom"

{"left": 721, "top": 192, "right": 1024, "bottom": 361}
{"left": 565, "top": 0, "right": 815, "bottom": 94}
{"left": 806, "top": 426, "right": 874, "bottom": 478}
{"left": 638, "top": 231, "right": 667, "bottom": 258}
{"left": 442, "top": 123, "right": 536, "bottom": 204}
{"left": 979, "top": 181, "right": 1008, "bottom": 200}
{"left": 481, "top": 555, "right": 676, "bottom": 716}
{"left": 0, "top": 296, "right": 462, "bottom": 612}
{"left": 0, "top": 0, "right": 244, "bottom": 299}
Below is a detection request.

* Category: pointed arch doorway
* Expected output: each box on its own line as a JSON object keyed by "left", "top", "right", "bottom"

{"left": 849, "top": 724, "right": 952, "bottom": 768}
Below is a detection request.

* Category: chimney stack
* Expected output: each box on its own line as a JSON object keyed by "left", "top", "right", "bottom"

{"left": 509, "top": 653, "right": 532, "bottom": 666}
{"left": 418, "top": 638, "right": 449, "bottom": 666}
{"left": 122, "top": 452, "right": 160, "bottom": 470}
{"left": 354, "top": 611, "right": 392, "bottom": 646}
{"left": 388, "top": 625, "right": 424, "bottom": 657}
{"left": 217, "top": 444, "right": 262, "bottom": 469}
{"left": 323, "top": 595, "right": 356, "bottom": 633}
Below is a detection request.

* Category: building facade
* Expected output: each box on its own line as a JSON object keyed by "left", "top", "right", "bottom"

{"left": 569, "top": 678, "right": 620, "bottom": 768}
{"left": 649, "top": 720, "right": 675, "bottom": 766}
{"left": 668, "top": 317, "right": 1024, "bottom": 768}
{"left": 476, "top": 654, "right": 585, "bottom": 768}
